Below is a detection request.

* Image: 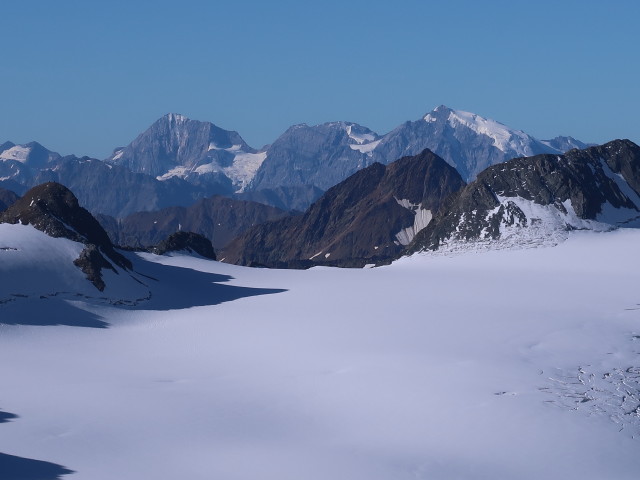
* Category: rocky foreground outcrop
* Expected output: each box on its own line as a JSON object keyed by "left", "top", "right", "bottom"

{"left": 408, "top": 139, "right": 640, "bottom": 253}
{"left": 0, "top": 182, "right": 131, "bottom": 290}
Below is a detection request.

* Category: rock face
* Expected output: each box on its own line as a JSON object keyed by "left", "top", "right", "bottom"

{"left": 0, "top": 182, "right": 131, "bottom": 290}
{"left": 222, "top": 149, "right": 465, "bottom": 267}
{"left": 249, "top": 122, "right": 381, "bottom": 193}
{"left": 107, "top": 113, "right": 263, "bottom": 194}
{"left": 153, "top": 231, "right": 216, "bottom": 260}
{"left": 408, "top": 139, "right": 640, "bottom": 253}
{"left": 0, "top": 188, "right": 19, "bottom": 211}
{"left": 99, "top": 195, "right": 290, "bottom": 250}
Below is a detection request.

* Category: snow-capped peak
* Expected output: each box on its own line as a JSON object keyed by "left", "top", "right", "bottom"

{"left": 0, "top": 144, "right": 32, "bottom": 163}
{"left": 446, "top": 108, "right": 535, "bottom": 156}
{"left": 165, "top": 113, "right": 188, "bottom": 124}
{"left": 421, "top": 105, "right": 538, "bottom": 156}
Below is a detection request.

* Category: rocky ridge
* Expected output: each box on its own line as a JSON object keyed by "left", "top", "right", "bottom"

{"left": 152, "top": 231, "right": 216, "bottom": 260}
{"left": 98, "top": 195, "right": 290, "bottom": 250}
{"left": 407, "top": 139, "right": 640, "bottom": 254}
{"left": 0, "top": 182, "right": 131, "bottom": 290}
{"left": 222, "top": 149, "right": 465, "bottom": 267}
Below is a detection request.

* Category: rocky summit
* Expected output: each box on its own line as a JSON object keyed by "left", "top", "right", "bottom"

{"left": 408, "top": 139, "right": 640, "bottom": 253}
{"left": 152, "top": 231, "right": 216, "bottom": 260}
{"left": 0, "top": 182, "right": 131, "bottom": 290}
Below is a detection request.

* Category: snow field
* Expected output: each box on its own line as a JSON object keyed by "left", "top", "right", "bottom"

{"left": 0, "top": 228, "right": 639, "bottom": 479}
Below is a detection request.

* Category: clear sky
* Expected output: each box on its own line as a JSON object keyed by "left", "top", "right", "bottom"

{"left": 1, "top": 0, "right": 638, "bottom": 158}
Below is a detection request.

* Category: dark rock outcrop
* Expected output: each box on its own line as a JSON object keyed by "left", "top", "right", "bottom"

{"left": 0, "top": 182, "right": 131, "bottom": 290}
{"left": 153, "top": 231, "right": 216, "bottom": 260}
{"left": 223, "top": 149, "right": 465, "bottom": 267}
{"left": 408, "top": 139, "right": 640, "bottom": 253}
{"left": 0, "top": 188, "right": 19, "bottom": 211}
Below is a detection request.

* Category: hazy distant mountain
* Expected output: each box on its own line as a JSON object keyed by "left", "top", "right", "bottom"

{"left": 235, "top": 185, "right": 324, "bottom": 212}
{"left": 246, "top": 106, "right": 588, "bottom": 210}
{"left": 0, "top": 106, "right": 593, "bottom": 214}
{"left": 408, "top": 139, "right": 640, "bottom": 254}
{"left": 249, "top": 122, "right": 381, "bottom": 192}
{"left": 100, "top": 195, "right": 290, "bottom": 250}
{"left": 369, "top": 105, "right": 562, "bottom": 181}
{"left": 540, "top": 135, "right": 594, "bottom": 152}
{"left": 0, "top": 147, "right": 208, "bottom": 218}
{"left": 0, "top": 141, "right": 61, "bottom": 168}
{"left": 107, "top": 113, "right": 265, "bottom": 194}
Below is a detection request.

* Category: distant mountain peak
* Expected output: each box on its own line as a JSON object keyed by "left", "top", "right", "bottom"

{"left": 0, "top": 141, "right": 60, "bottom": 167}
{"left": 164, "top": 112, "right": 189, "bottom": 123}
{"left": 107, "top": 114, "right": 260, "bottom": 192}
{"left": 423, "top": 104, "right": 451, "bottom": 122}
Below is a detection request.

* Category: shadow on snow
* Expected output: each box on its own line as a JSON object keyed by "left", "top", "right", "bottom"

{"left": 0, "top": 452, "right": 74, "bottom": 480}
{"left": 0, "top": 255, "right": 285, "bottom": 328}
{"left": 0, "top": 409, "right": 74, "bottom": 479}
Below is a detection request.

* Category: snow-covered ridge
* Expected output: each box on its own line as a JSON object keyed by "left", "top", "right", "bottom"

{"left": 446, "top": 109, "right": 536, "bottom": 156}
{"left": 0, "top": 223, "right": 149, "bottom": 305}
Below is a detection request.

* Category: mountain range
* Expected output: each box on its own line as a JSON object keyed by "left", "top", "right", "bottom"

{"left": 1, "top": 106, "right": 591, "bottom": 217}
{"left": 222, "top": 149, "right": 465, "bottom": 267}
{"left": 223, "top": 139, "right": 640, "bottom": 267}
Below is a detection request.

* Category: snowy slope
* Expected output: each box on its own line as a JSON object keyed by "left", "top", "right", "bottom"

{"left": 1, "top": 229, "right": 640, "bottom": 479}
{"left": 0, "top": 223, "right": 150, "bottom": 327}
{"left": 444, "top": 107, "right": 545, "bottom": 156}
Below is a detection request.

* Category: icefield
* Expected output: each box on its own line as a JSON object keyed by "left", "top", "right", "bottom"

{"left": 1, "top": 226, "right": 639, "bottom": 479}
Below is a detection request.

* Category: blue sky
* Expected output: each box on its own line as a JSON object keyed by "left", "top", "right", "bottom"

{"left": 1, "top": 0, "right": 638, "bottom": 157}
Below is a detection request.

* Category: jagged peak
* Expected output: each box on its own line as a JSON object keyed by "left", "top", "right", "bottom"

{"left": 163, "top": 112, "right": 189, "bottom": 123}
{"left": 0, "top": 140, "right": 16, "bottom": 151}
